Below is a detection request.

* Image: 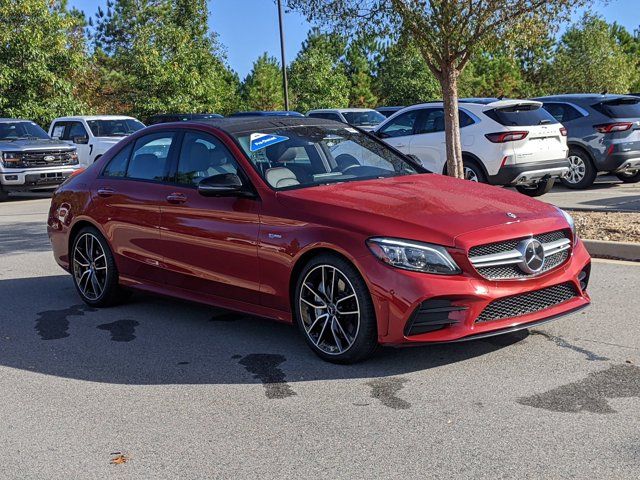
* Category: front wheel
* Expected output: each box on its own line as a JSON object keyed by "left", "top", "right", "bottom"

{"left": 71, "top": 226, "right": 129, "bottom": 307}
{"left": 615, "top": 170, "right": 640, "bottom": 183}
{"left": 294, "top": 254, "right": 378, "bottom": 364}
{"left": 516, "top": 178, "right": 555, "bottom": 197}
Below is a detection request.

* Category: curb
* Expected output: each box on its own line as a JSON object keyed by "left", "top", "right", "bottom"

{"left": 582, "top": 239, "right": 640, "bottom": 262}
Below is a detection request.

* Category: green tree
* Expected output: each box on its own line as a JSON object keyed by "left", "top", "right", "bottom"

{"left": 289, "top": 31, "right": 350, "bottom": 112}
{"left": 242, "top": 53, "right": 285, "bottom": 111}
{"left": 550, "top": 14, "right": 635, "bottom": 94}
{"left": 459, "top": 50, "right": 526, "bottom": 98}
{"left": 344, "top": 38, "right": 378, "bottom": 107}
{"left": 92, "top": 0, "right": 240, "bottom": 119}
{"left": 611, "top": 22, "right": 640, "bottom": 92}
{"left": 375, "top": 39, "right": 440, "bottom": 105}
{"left": 0, "top": 0, "right": 88, "bottom": 126}
{"left": 288, "top": 0, "right": 588, "bottom": 179}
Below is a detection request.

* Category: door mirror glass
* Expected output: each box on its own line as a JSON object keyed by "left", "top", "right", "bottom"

{"left": 73, "top": 136, "right": 89, "bottom": 145}
{"left": 197, "top": 173, "right": 243, "bottom": 197}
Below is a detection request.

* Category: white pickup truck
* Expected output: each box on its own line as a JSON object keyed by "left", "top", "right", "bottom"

{"left": 49, "top": 115, "right": 145, "bottom": 167}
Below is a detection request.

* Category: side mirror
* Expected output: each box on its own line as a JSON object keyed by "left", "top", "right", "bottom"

{"left": 73, "top": 136, "right": 89, "bottom": 145}
{"left": 197, "top": 173, "right": 244, "bottom": 197}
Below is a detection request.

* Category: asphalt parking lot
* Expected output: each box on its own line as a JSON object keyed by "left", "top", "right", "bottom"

{"left": 1, "top": 193, "right": 639, "bottom": 479}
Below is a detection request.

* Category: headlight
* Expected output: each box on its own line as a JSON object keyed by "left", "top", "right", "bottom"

{"left": 2, "top": 152, "right": 22, "bottom": 166}
{"left": 557, "top": 207, "right": 577, "bottom": 244}
{"left": 366, "top": 237, "right": 461, "bottom": 274}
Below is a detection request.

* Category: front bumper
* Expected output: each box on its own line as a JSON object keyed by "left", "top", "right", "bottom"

{"left": 0, "top": 165, "right": 80, "bottom": 191}
{"left": 362, "top": 238, "right": 591, "bottom": 346}
{"left": 488, "top": 159, "right": 570, "bottom": 186}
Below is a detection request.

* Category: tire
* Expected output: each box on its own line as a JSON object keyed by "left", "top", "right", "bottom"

{"left": 463, "top": 160, "right": 487, "bottom": 183}
{"left": 516, "top": 178, "right": 555, "bottom": 197}
{"left": 562, "top": 148, "right": 597, "bottom": 189}
{"left": 615, "top": 170, "right": 640, "bottom": 183}
{"left": 293, "top": 253, "right": 378, "bottom": 364}
{"left": 70, "top": 226, "right": 129, "bottom": 307}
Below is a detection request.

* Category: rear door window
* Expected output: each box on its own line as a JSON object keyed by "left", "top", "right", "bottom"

{"left": 543, "top": 103, "right": 584, "bottom": 123}
{"left": 415, "top": 109, "right": 445, "bottom": 134}
{"left": 592, "top": 98, "right": 640, "bottom": 118}
{"left": 126, "top": 132, "right": 176, "bottom": 182}
{"left": 485, "top": 104, "right": 558, "bottom": 126}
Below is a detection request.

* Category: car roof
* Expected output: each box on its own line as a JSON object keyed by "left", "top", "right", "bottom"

{"left": 53, "top": 115, "right": 138, "bottom": 121}
{"left": 533, "top": 93, "right": 639, "bottom": 103}
{"left": 229, "top": 111, "right": 304, "bottom": 117}
{"left": 0, "top": 118, "right": 33, "bottom": 123}
{"left": 309, "top": 108, "right": 377, "bottom": 113}
{"left": 376, "top": 106, "right": 404, "bottom": 110}
{"left": 185, "top": 116, "right": 343, "bottom": 135}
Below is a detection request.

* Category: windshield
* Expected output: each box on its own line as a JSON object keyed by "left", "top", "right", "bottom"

{"left": 234, "top": 125, "right": 420, "bottom": 190}
{"left": 86, "top": 119, "right": 145, "bottom": 137}
{"left": 592, "top": 98, "right": 640, "bottom": 119}
{"left": 0, "top": 122, "right": 49, "bottom": 140}
{"left": 342, "top": 110, "right": 386, "bottom": 127}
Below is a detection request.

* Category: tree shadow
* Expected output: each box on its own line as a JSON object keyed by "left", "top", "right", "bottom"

{"left": 0, "top": 275, "right": 530, "bottom": 386}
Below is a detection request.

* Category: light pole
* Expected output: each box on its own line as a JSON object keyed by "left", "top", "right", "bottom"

{"left": 277, "top": 0, "right": 290, "bottom": 111}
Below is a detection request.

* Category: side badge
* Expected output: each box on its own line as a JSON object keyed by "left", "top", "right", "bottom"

{"left": 506, "top": 212, "right": 517, "bottom": 219}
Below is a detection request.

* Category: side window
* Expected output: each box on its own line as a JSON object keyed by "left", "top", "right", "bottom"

{"left": 51, "top": 122, "right": 66, "bottom": 139}
{"left": 560, "top": 104, "right": 583, "bottom": 122}
{"left": 66, "top": 122, "right": 88, "bottom": 140}
{"left": 176, "top": 131, "right": 239, "bottom": 186}
{"left": 459, "top": 110, "right": 475, "bottom": 128}
{"left": 415, "top": 108, "right": 445, "bottom": 134}
{"left": 126, "top": 132, "right": 175, "bottom": 182}
{"left": 310, "top": 112, "right": 342, "bottom": 122}
{"left": 543, "top": 103, "right": 565, "bottom": 122}
{"left": 378, "top": 110, "right": 418, "bottom": 138}
{"left": 102, "top": 144, "right": 133, "bottom": 178}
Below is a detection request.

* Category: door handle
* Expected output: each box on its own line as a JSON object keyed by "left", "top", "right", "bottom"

{"left": 97, "top": 187, "right": 114, "bottom": 197}
{"left": 166, "top": 192, "right": 187, "bottom": 204}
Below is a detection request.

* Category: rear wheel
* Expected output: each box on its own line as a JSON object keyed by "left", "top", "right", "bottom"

{"left": 615, "top": 170, "right": 640, "bottom": 183}
{"left": 71, "top": 226, "right": 129, "bottom": 307}
{"left": 562, "top": 149, "right": 597, "bottom": 189}
{"left": 294, "top": 254, "right": 377, "bottom": 364}
{"left": 515, "top": 178, "right": 555, "bottom": 197}
{"left": 463, "top": 160, "right": 486, "bottom": 183}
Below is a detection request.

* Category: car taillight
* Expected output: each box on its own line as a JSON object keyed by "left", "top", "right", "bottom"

{"left": 594, "top": 122, "right": 632, "bottom": 133}
{"left": 485, "top": 131, "right": 529, "bottom": 143}
{"left": 560, "top": 127, "right": 567, "bottom": 136}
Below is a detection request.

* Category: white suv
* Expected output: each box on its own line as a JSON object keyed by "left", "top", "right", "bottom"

{"left": 307, "top": 108, "right": 386, "bottom": 131}
{"left": 49, "top": 115, "right": 145, "bottom": 167}
{"left": 372, "top": 99, "right": 571, "bottom": 196}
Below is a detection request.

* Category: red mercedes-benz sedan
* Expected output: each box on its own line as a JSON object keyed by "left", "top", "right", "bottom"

{"left": 47, "top": 117, "right": 591, "bottom": 363}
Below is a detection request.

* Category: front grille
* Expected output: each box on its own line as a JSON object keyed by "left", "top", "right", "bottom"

{"left": 20, "top": 150, "right": 76, "bottom": 168}
{"left": 476, "top": 282, "right": 578, "bottom": 323}
{"left": 470, "top": 230, "right": 570, "bottom": 280}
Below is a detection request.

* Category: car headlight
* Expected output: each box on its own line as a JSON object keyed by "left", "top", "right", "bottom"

{"left": 366, "top": 237, "right": 461, "bottom": 274}
{"left": 557, "top": 207, "right": 577, "bottom": 244}
{"left": 2, "top": 152, "right": 22, "bottom": 166}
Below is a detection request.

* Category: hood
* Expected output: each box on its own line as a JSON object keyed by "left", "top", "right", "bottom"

{"left": 0, "top": 138, "right": 76, "bottom": 152}
{"left": 277, "top": 174, "right": 562, "bottom": 247}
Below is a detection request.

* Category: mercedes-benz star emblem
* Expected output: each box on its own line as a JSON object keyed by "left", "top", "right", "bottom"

{"left": 506, "top": 212, "right": 517, "bottom": 219}
{"left": 518, "top": 238, "right": 545, "bottom": 274}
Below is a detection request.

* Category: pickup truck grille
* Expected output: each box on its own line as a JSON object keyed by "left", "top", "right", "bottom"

{"left": 20, "top": 150, "right": 77, "bottom": 168}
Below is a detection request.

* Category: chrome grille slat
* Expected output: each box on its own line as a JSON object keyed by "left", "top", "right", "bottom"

{"left": 476, "top": 282, "right": 578, "bottom": 323}
{"left": 469, "top": 230, "right": 571, "bottom": 280}
{"left": 20, "top": 150, "right": 75, "bottom": 168}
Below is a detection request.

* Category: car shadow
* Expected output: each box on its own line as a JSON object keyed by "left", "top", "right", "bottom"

{"left": 0, "top": 275, "right": 532, "bottom": 386}
{"left": 577, "top": 194, "right": 640, "bottom": 211}
{"left": 0, "top": 221, "right": 51, "bottom": 255}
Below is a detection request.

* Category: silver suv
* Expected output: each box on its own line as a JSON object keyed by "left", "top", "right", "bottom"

{"left": 534, "top": 94, "right": 640, "bottom": 188}
{"left": 0, "top": 118, "right": 79, "bottom": 201}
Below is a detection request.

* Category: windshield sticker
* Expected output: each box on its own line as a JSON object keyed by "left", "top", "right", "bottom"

{"left": 249, "top": 133, "right": 289, "bottom": 152}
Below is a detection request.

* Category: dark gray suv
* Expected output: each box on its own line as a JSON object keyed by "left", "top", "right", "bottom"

{"left": 533, "top": 94, "right": 640, "bottom": 188}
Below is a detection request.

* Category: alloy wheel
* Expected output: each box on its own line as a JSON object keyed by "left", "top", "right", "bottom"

{"left": 464, "top": 166, "right": 479, "bottom": 182}
{"left": 298, "top": 265, "right": 360, "bottom": 355}
{"left": 567, "top": 155, "right": 586, "bottom": 184}
{"left": 73, "top": 233, "right": 108, "bottom": 301}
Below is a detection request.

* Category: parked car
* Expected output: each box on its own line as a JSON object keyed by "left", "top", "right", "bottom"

{"left": 146, "top": 113, "right": 223, "bottom": 125}
{"left": 307, "top": 108, "right": 386, "bottom": 131}
{"left": 0, "top": 118, "right": 79, "bottom": 201}
{"left": 48, "top": 117, "right": 591, "bottom": 363}
{"left": 367, "top": 99, "right": 570, "bottom": 196}
{"left": 534, "top": 94, "right": 640, "bottom": 187}
{"left": 49, "top": 116, "right": 145, "bottom": 167}
{"left": 229, "top": 111, "right": 304, "bottom": 117}
{"left": 376, "top": 106, "right": 405, "bottom": 118}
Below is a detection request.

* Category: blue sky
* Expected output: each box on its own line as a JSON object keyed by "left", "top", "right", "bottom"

{"left": 69, "top": 0, "right": 639, "bottom": 79}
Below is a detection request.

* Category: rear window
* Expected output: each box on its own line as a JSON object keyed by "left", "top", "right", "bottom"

{"left": 592, "top": 98, "right": 640, "bottom": 119}
{"left": 484, "top": 104, "right": 558, "bottom": 126}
